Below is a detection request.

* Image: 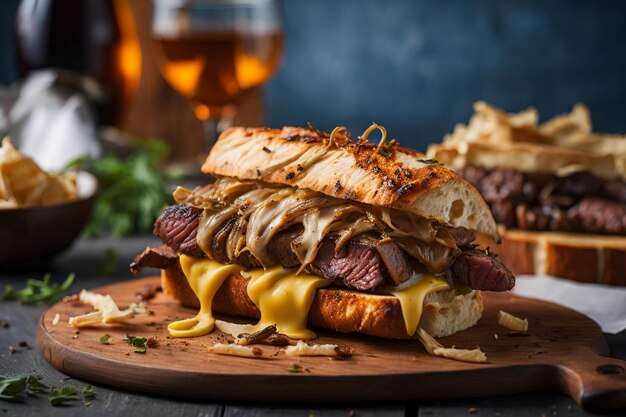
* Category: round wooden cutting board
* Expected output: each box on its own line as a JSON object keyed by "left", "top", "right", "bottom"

{"left": 38, "top": 276, "right": 626, "bottom": 412}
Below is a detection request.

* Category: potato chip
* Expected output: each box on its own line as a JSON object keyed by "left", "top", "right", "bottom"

{"left": 427, "top": 102, "right": 626, "bottom": 180}
{"left": 0, "top": 137, "right": 78, "bottom": 208}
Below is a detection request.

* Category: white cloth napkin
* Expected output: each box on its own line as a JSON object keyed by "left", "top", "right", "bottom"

{"left": 0, "top": 70, "right": 101, "bottom": 171}
{"left": 512, "top": 274, "right": 626, "bottom": 334}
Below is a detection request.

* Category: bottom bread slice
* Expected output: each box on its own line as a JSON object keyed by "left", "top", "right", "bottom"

{"left": 499, "top": 229, "right": 626, "bottom": 286}
{"left": 160, "top": 262, "right": 483, "bottom": 339}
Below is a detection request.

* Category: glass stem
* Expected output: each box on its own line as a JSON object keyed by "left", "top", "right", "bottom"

{"left": 198, "top": 104, "right": 237, "bottom": 150}
{"left": 201, "top": 117, "right": 219, "bottom": 151}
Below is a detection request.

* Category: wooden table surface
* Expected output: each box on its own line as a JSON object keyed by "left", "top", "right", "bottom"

{"left": 1, "top": 236, "right": 626, "bottom": 417}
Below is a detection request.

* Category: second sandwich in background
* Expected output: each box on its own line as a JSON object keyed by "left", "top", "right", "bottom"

{"left": 428, "top": 102, "right": 626, "bottom": 285}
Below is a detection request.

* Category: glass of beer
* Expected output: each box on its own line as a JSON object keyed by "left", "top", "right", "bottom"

{"left": 151, "top": 0, "right": 284, "bottom": 150}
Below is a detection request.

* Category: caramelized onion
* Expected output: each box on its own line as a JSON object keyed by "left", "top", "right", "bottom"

{"left": 179, "top": 178, "right": 463, "bottom": 273}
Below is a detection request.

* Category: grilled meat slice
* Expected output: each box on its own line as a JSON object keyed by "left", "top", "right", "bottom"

{"left": 444, "top": 248, "right": 515, "bottom": 292}
{"left": 152, "top": 204, "right": 514, "bottom": 292}
{"left": 153, "top": 205, "right": 204, "bottom": 257}
{"left": 130, "top": 245, "right": 179, "bottom": 275}
{"left": 375, "top": 238, "right": 413, "bottom": 285}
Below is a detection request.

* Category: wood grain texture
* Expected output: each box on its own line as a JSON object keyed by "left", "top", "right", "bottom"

{"left": 37, "top": 276, "right": 626, "bottom": 412}
{"left": 224, "top": 405, "right": 405, "bottom": 417}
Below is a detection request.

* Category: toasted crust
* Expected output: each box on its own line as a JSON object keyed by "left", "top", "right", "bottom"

{"left": 498, "top": 229, "right": 626, "bottom": 286}
{"left": 202, "top": 126, "right": 498, "bottom": 239}
{"left": 160, "top": 262, "right": 483, "bottom": 339}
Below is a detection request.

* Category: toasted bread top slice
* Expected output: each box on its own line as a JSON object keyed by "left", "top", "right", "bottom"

{"left": 202, "top": 126, "right": 498, "bottom": 239}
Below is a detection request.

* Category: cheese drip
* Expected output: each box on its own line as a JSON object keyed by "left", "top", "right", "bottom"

{"left": 246, "top": 266, "right": 331, "bottom": 339}
{"left": 389, "top": 274, "right": 450, "bottom": 337}
{"left": 168, "top": 256, "right": 241, "bottom": 337}
{"left": 168, "top": 256, "right": 330, "bottom": 339}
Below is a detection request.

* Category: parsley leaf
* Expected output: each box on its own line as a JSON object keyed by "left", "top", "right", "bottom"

{"left": 0, "top": 375, "right": 47, "bottom": 401}
{"left": 286, "top": 364, "right": 302, "bottom": 373}
{"left": 0, "top": 376, "right": 27, "bottom": 401}
{"left": 81, "top": 385, "right": 96, "bottom": 400}
{"left": 25, "top": 376, "right": 48, "bottom": 395}
{"left": 99, "top": 334, "right": 111, "bottom": 345}
{"left": 48, "top": 386, "right": 77, "bottom": 406}
{"left": 416, "top": 158, "right": 441, "bottom": 165}
{"left": 0, "top": 273, "right": 75, "bottom": 305}
{"left": 0, "top": 375, "right": 95, "bottom": 407}
{"left": 122, "top": 335, "right": 147, "bottom": 353}
{"left": 379, "top": 148, "right": 392, "bottom": 158}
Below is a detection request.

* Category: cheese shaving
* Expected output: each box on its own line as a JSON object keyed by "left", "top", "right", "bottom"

{"left": 68, "top": 290, "right": 148, "bottom": 328}
{"left": 215, "top": 320, "right": 257, "bottom": 337}
{"left": 498, "top": 310, "right": 529, "bottom": 332}
{"left": 209, "top": 343, "right": 265, "bottom": 359}
{"left": 432, "top": 347, "right": 488, "bottom": 363}
{"left": 417, "top": 328, "right": 487, "bottom": 363}
{"left": 285, "top": 340, "right": 352, "bottom": 358}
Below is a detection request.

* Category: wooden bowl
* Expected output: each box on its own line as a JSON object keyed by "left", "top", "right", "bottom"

{"left": 0, "top": 171, "right": 97, "bottom": 265}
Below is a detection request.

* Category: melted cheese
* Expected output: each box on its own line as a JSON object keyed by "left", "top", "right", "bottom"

{"left": 168, "top": 256, "right": 241, "bottom": 337}
{"left": 168, "top": 257, "right": 330, "bottom": 339}
{"left": 169, "top": 257, "right": 449, "bottom": 340}
{"left": 389, "top": 274, "right": 450, "bottom": 337}
{"left": 246, "top": 266, "right": 331, "bottom": 339}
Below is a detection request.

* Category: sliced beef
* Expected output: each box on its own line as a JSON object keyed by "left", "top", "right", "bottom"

{"left": 448, "top": 226, "right": 476, "bottom": 248}
{"left": 460, "top": 166, "right": 626, "bottom": 235}
{"left": 130, "top": 245, "right": 179, "bottom": 275}
{"left": 267, "top": 227, "right": 302, "bottom": 268}
{"left": 153, "top": 205, "right": 204, "bottom": 257}
{"left": 152, "top": 203, "right": 514, "bottom": 292}
{"left": 567, "top": 197, "right": 626, "bottom": 234}
{"left": 445, "top": 248, "right": 515, "bottom": 292}
{"left": 554, "top": 171, "right": 605, "bottom": 200}
{"left": 312, "top": 239, "right": 384, "bottom": 291}
{"left": 604, "top": 179, "right": 626, "bottom": 203}
{"left": 375, "top": 238, "right": 413, "bottom": 285}
{"left": 395, "top": 237, "right": 457, "bottom": 274}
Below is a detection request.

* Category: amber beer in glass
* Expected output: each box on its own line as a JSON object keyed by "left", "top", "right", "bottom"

{"left": 152, "top": 0, "right": 284, "bottom": 149}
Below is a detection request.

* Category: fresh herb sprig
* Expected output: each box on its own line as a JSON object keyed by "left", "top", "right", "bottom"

{"left": 48, "top": 386, "right": 78, "bottom": 406}
{"left": 122, "top": 335, "right": 148, "bottom": 353}
{"left": 0, "top": 273, "right": 75, "bottom": 305}
{"left": 68, "top": 139, "right": 181, "bottom": 238}
{"left": 0, "top": 375, "right": 96, "bottom": 406}
{"left": 0, "top": 375, "right": 47, "bottom": 401}
{"left": 81, "top": 385, "right": 96, "bottom": 400}
{"left": 286, "top": 364, "right": 302, "bottom": 373}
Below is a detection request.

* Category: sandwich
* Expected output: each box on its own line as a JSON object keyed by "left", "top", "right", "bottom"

{"left": 427, "top": 102, "right": 626, "bottom": 285}
{"left": 132, "top": 124, "right": 515, "bottom": 341}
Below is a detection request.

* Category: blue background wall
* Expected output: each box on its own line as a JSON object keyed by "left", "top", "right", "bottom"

{"left": 2, "top": 0, "right": 625, "bottom": 151}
